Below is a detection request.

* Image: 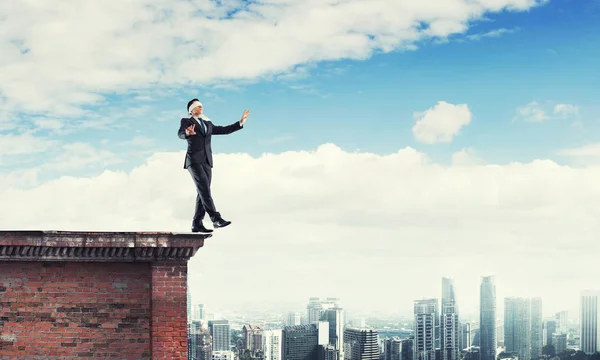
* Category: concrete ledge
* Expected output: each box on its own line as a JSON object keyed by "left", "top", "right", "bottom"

{"left": 0, "top": 230, "right": 211, "bottom": 262}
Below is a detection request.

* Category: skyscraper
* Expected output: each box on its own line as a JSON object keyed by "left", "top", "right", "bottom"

{"left": 384, "top": 337, "right": 401, "bottom": 360}
{"left": 441, "top": 278, "right": 459, "bottom": 360}
{"left": 191, "top": 322, "right": 212, "bottom": 360}
{"left": 282, "top": 324, "right": 319, "bottom": 360}
{"left": 209, "top": 319, "right": 231, "bottom": 351}
{"left": 479, "top": 276, "right": 497, "bottom": 360}
{"left": 461, "top": 321, "right": 479, "bottom": 350}
{"left": 530, "top": 298, "right": 543, "bottom": 359}
{"left": 243, "top": 324, "right": 264, "bottom": 352}
{"left": 307, "top": 297, "right": 340, "bottom": 324}
{"left": 288, "top": 312, "right": 302, "bottom": 326}
{"left": 580, "top": 290, "right": 600, "bottom": 355}
{"left": 414, "top": 299, "right": 437, "bottom": 360}
{"left": 401, "top": 338, "right": 413, "bottom": 360}
{"left": 308, "top": 298, "right": 324, "bottom": 324}
{"left": 263, "top": 329, "right": 283, "bottom": 360}
{"left": 504, "top": 297, "right": 531, "bottom": 360}
{"left": 543, "top": 320, "right": 557, "bottom": 346}
{"left": 321, "top": 307, "right": 345, "bottom": 358}
{"left": 320, "top": 344, "right": 340, "bottom": 360}
{"left": 317, "top": 321, "right": 331, "bottom": 346}
{"left": 343, "top": 327, "right": 379, "bottom": 360}
{"left": 555, "top": 311, "right": 568, "bottom": 334}
{"left": 197, "top": 304, "right": 205, "bottom": 321}
{"left": 552, "top": 333, "right": 567, "bottom": 354}
{"left": 198, "top": 332, "right": 212, "bottom": 360}
{"left": 188, "top": 321, "right": 200, "bottom": 360}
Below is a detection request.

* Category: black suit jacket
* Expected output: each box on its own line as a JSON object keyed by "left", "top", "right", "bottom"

{"left": 178, "top": 117, "right": 243, "bottom": 168}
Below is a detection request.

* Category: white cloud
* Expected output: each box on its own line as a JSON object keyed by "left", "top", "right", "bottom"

{"left": 452, "top": 147, "right": 485, "bottom": 166}
{"left": 515, "top": 101, "right": 580, "bottom": 122}
{"left": 0, "top": 0, "right": 547, "bottom": 120}
{"left": 0, "top": 133, "right": 59, "bottom": 156}
{"left": 126, "top": 135, "right": 155, "bottom": 147}
{"left": 515, "top": 101, "right": 549, "bottom": 122}
{"left": 36, "top": 120, "right": 64, "bottom": 132}
{"left": 0, "top": 168, "right": 39, "bottom": 189}
{"left": 42, "top": 142, "right": 123, "bottom": 171}
{"left": 464, "top": 27, "right": 520, "bottom": 41}
{"left": 1, "top": 144, "right": 598, "bottom": 317}
{"left": 0, "top": 131, "right": 124, "bottom": 171}
{"left": 0, "top": 134, "right": 153, "bottom": 177}
{"left": 554, "top": 104, "right": 580, "bottom": 118}
{"left": 412, "top": 101, "right": 473, "bottom": 144}
{"left": 557, "top": 143, "right": 600, "bottom": 158}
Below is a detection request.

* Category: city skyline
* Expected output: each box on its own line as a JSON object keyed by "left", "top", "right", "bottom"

{"left": 187, "top": 278, "right": 589, "bottom": 325}
{"left": 187, "top": 287, "right": 594, "bottom": 358}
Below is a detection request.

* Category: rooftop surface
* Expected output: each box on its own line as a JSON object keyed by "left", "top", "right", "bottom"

{"left": 0, "top": 230, "right": 211, "bottom": 262}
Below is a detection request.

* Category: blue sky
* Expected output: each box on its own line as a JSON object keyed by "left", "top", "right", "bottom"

{"left": 146, "top": 1, "right": 594, "bottom": 158}
{"left": 2, "top": 0, "right": 600, "bottom": 316}
{"left": 2, "top": 0, "right": 598, "bottom": 179}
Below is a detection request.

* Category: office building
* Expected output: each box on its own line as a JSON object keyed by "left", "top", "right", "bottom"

{"left": 479, "top": 276, "right": 497, "bottom": 360}
{"left": 580, "top": 290, "right": 600, "bottom": 355}
{"left": 343, "top": 327, "right": 379, "bottom": 360}
{"left": 282, "top": 324, "right": 319, "bottom": 360}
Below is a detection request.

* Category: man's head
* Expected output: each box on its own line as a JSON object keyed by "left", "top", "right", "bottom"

{"left": 187, "top": 98, "right": 203, "bottom": 117}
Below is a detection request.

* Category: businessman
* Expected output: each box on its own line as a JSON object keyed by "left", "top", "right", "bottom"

{"left": 178, "top": 98, "right": 249, "bottom": 233}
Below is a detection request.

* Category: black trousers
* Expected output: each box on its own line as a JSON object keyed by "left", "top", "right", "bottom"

{"left": 187, "top": 162, "right": 220, "bottom": 222}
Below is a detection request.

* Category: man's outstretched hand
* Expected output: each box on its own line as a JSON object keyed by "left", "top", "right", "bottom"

{"left": 185, "top": 124, "right": 196, "bottom": 136}
{"left": 240, "top": 110, "right": 250, "bottom": 125}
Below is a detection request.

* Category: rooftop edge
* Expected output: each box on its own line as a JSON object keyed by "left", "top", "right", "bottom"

{"left": 0, "top": 230, "right": 211, "bottom": 262}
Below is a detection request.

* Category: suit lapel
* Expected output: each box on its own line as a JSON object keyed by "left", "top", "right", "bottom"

{"left": 190, "top": 117, "right": 208, "bottom": 136}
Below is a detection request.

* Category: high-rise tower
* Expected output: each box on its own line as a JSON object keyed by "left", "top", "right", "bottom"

{"left": 441, "top": 278, "right": 459, "bottom": 360}
{"left": 580, "top": 290, "right": 600, "bottom": 355}
{"left": 479, "top": 276, "right": 497, "bottom": 360}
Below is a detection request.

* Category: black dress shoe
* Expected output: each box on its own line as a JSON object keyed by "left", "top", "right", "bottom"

{"left": 213, "top": 217, "right": 231, "bottom": 228}
{"left": 192, "top": 222, "right": 213, "bottom": 233}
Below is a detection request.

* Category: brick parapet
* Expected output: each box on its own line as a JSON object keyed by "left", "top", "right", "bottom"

{"left": 0, "top": 230, "right": 209, "bottom": 359}
{"left": 0, "top": 230, "right": 210, "bottom": 262}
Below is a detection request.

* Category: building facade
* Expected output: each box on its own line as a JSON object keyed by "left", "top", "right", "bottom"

{"left": 504, "top": 297, "right": 531, "bottom": 360}
{"left": 414, "top": 299, "right": 437, "bottom": 360}
{"left": 580, "top": 290, "right": 600, "bottom": 355}
{"left": 441, "top": 278, "right": 460, "bottom": 360}
{"left": 552, "top": 333, "right": 567, "bottom": 354}
{"left": 530, "top": 298, "right": 543, "bottom": 359}
{"left": 479, "top": 276, "right": 497, "bottom": 360}
{"left": 243, "top": 324, "right": 264, "bottom": 352}
{"left": 321, "top": 307, "right": 345, "bottom": 358}
{"left": 343, "top": 327, "right": 379, "bottom": 360}
{"left": 263, "top": 329, "right": 283, "bottom": 360}
{"left": 282, "top": 324, "right": 319, "bottom": 360}
{"left": 209, "top": 320, "right": 231, "bottom": 352}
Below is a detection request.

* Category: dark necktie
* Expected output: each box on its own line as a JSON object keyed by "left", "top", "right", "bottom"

{"left": 197, "top": 118, "right": 206, "bottom": 135}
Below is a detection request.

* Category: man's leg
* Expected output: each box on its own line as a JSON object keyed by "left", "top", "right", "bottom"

{"left": 187, "top": 163, "right": 220, "bottom": 228}
{"left": 193, "top": 193, "right": 206, "bottom": 222}
{"left": 204, "top": 165, "right": 231, "bottom": 228}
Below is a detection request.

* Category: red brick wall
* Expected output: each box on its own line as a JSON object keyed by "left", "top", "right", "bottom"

{"left": 151, "top": 262, "right": 188, "bottom": 360}
{"left": 0, "top": 262, "right": 152, "bottom": 359}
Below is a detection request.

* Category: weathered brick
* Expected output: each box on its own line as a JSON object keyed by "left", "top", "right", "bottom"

{"left": 151, "top": 262, "right": 188, "bottom": 360}
{"left": 0, "top": 230, "right": 206, "bottom": 359}
{"left": 0, "top": 262, "right": 151, "bottom": 358}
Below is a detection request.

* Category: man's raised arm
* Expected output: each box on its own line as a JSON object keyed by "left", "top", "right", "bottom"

{"left": 178, "top": 119, "right": 196, "bottom": 139}
{"left": 212, "top": 110, "right": 250, "bottom": 135}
